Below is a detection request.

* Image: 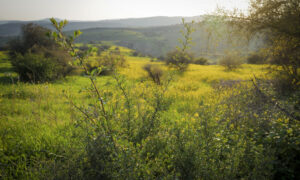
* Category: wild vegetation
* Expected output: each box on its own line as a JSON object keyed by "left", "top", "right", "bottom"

{"left": 8, "top": 24, "right": 73, "bottom": 82}
{"left": 219, "top": 53, "right": 243, "bottom": 71}
{"left": 0, "top": 0, "right": 299, "bottom": 179}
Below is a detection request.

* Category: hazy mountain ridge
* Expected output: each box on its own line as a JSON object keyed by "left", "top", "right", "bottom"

{"left": 0, "top": 15, "right": 263, "bottom": 59}
{"left": 0, "top": 16, "right": 204, "bottom": 37}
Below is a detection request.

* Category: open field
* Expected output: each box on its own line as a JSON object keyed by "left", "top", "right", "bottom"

{"left": 0, "top": 49, "right": 268, "bottom": 136}
{"left": 1, "top": 0, "right": 299, "bottom": 178}
{"left": 0, "top": 46, "right": 298, "bottom": 179}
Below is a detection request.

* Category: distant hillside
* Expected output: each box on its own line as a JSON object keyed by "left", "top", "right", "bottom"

{"left": 0, "top": 16, "right": 264, "bottom": 60}
{"left": 0, "top": 16, "right": 203, "bottom": 37}
{"left": 73, "top": 24, "right": 263, "bottom": 60}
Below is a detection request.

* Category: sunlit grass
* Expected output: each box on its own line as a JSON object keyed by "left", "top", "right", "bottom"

{"left": 0, "top": 48, "right": 275, "bottom": 178}
{"left": 0, "top": 49, "right": 268, "bottom": 126}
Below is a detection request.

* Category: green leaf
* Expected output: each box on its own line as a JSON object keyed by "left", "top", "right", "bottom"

{"left": 74, "top": 30, "right": 82, "bottom": 38}
{"left": 59, "top": 21, "right": 64, "bottom": 29}
{"left": 63, "top": 19, "right": 68, "bottom": 26}
{"left": 91, "top": 68, "right": 98, "bottom": 76}
{"left": 45, "top": 31, "right": 51, "bottom": 37}
{"left": 68, "top": 36, "right": 74, "bottom": 43}
{"left": 69, "top": 51, "right": 76, "bottom": 57}
{"left": 52, "top": 32, "right": 58, "bottom": 38}
{"left": 87, "top": 47, "right": 94, "bottom": 54}
{"left": 50, "top": 18, "right": 58, "bottom": 29}
{"left": 58, "top": 33, "right": 63, "bottom": 39}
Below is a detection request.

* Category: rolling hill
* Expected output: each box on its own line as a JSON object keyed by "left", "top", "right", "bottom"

{"left": 72, "top": 24, "right": 263, "bottom": 60}
{"left": 0, "top": 15, "right": 263, "bottom": 60}
{"left": 0, "top": 16, "right": 203, "bottom": 37}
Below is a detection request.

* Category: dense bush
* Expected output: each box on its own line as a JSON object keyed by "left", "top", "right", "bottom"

{"left": 63, "top": 79, "right": 300, "bottom": 179}
{"left": 143, "top": 64, "right": 164, "bottom": 85}
{"left": 131, "top": 50, "right": 145, "bottom": 57}
{"left": 12, "top": 48, "right": 73, "bottom": 82}
{"left": 229, "top": 0, "right": 300, "bottom": 92}
{"left": 165, "top": 49, "right": 193, "bottom": 71}
{"left": 86, "top": 51, "right": 126, "bottom": 76}
{"left": 78, "top": 45, "right": 89, "bottom": 52}
{"left": 213, "top": 81, "right": 300, "bottom": 179}
{"left": 1, "top": 77, "right": 299, "bottom": 179}
{"left": 8, "top": 23, "right": 73, "bottom": 82}
{"left": 269, "top": 38, "right": 300, "bottom": 92}
{"left": 157, "top": 55, "right": 165, "bottom": 61}
{"left": 193, "top": 57, "right": 209, "bottom": 65}
{"left": 247, "top": 53, "right": 266, "bottom": 64}
{"left": 219, "top": 54, "right": 243, "bottom": 70}
{"left": 95, "top": 45, "right": 111, "bottom": 56}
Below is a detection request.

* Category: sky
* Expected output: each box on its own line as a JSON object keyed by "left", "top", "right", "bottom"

{"left": 0, "top": 0, "right": 250, "bottom": 21}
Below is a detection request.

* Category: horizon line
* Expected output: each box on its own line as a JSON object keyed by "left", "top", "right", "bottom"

{"left": 0, "top": 14, "right": 210, "bottom": 22}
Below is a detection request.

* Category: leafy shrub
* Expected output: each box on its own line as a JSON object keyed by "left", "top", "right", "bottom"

{"left": 219, "top": 54, "right": 243, "bottom": 70}
{"left": 78, "top": 45, "right": 89, "bottom": 52}
{"left": 193, "top": 57, "right": 209, "bottom": 65}
{"left": 143, "top": 64, "right": 164, "bottom": 85}
{"left": 131, "top": 50, "right": 144, "bottom": 57}
{"left": 214, "top": 80, "right": 300, "bottom": 179}
{"left": 247, "top": 53, "right": 266, "bottom": 64}
{"left": 157, "top": 56, "right": 165, "bottom": 61}
{"left": 269, "top": 38, "right": 300, "bottom": 93}
{"left": 8, "top": 23, "right": 73, "bottom": 82}
{"left": 165, "top": 49, "right": 193, "bottom": 71}
{"left": 95, "top": 45, "right": 110, "bottom": 56}
{"left": 12, "top": 49, "right": 72, "bottom": 82}
{"left": 86, "top": 51, "right": 126, "bottom": 76}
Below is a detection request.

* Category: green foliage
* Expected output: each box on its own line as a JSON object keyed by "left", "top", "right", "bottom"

{"left": 213, "top": 81, "right": 300, "bottom": 179}
{"left": 165, "top": 49, "right": 194, "bottom": 71}
{"left": 268, "top": 36, "right": 300, "bottom": 92}
{"left": 12, "top": 49, "right": 72, "bottom": 82}
{"left": 247, "top": 52, "right": 266, "bottom": 64}
{"left": 219, "top": 53, "right": 243, "bottom": 71}
{"left": 131, "top": 50, "right": 144, "bottom": 57}
{"left": 193, "top": 57, "right": 209, "bottom": 65}
{"left": 226, "top": 0, "right": 300, "bottom": 92}
{"left": 8, "top": 23, "right": 73, "bottom": 83}
{"left": 165, "top": 19, "right": 195, "bottom": 72}
{"left": 143, "top": 64, "right": 164, "bottom": 85}
{"left": 178, "top": 19, "right": 195, "bottom": 52}
{"left": 95, "top": 44, "right": 111, "bottom": 56}
{"left": 0, "top": 16, "right": 299, "bottom": 179}
{"left": 86, "top": 51, "right": 126, "bottom": 76}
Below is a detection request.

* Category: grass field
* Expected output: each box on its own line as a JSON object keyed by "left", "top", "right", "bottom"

{"left": 0, "top": 49, "right": 267, "bottom": 132}
{"left": 2, "top": 47, "right": 296, "bottom": 179}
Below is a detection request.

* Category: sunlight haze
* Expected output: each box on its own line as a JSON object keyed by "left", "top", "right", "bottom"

{"left": 0, "top": 0, "right": 250, "bottom": 21}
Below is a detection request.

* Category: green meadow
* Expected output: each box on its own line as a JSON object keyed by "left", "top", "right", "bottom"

{"left": 2, "top": 45, "right": 298, "bottom": 179}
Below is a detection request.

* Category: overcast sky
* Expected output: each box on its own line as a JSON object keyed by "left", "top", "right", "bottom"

{"left": 0, "top": 0, "right": 250, "bottom": 21}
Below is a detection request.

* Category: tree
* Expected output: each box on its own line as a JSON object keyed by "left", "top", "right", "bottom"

{"left": 225, "top": 0, "right": 300, "bottom": 89}
{"left": 247, "top": 52, "right": 266, "bottom": 64}
{"left": 219, "top": 53, "right": 242, "bottom": 71}
{"left": 222, "top": 2, "right": 300, "bottom": 178}
{"left": 165, "top": 19, "right": 195, "bottom": 72}
{"left": 8, "top": 23, "right": 73, "bottom": 82}
{"left": 165, "top": 49, "right": 194, "bottom": 71}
